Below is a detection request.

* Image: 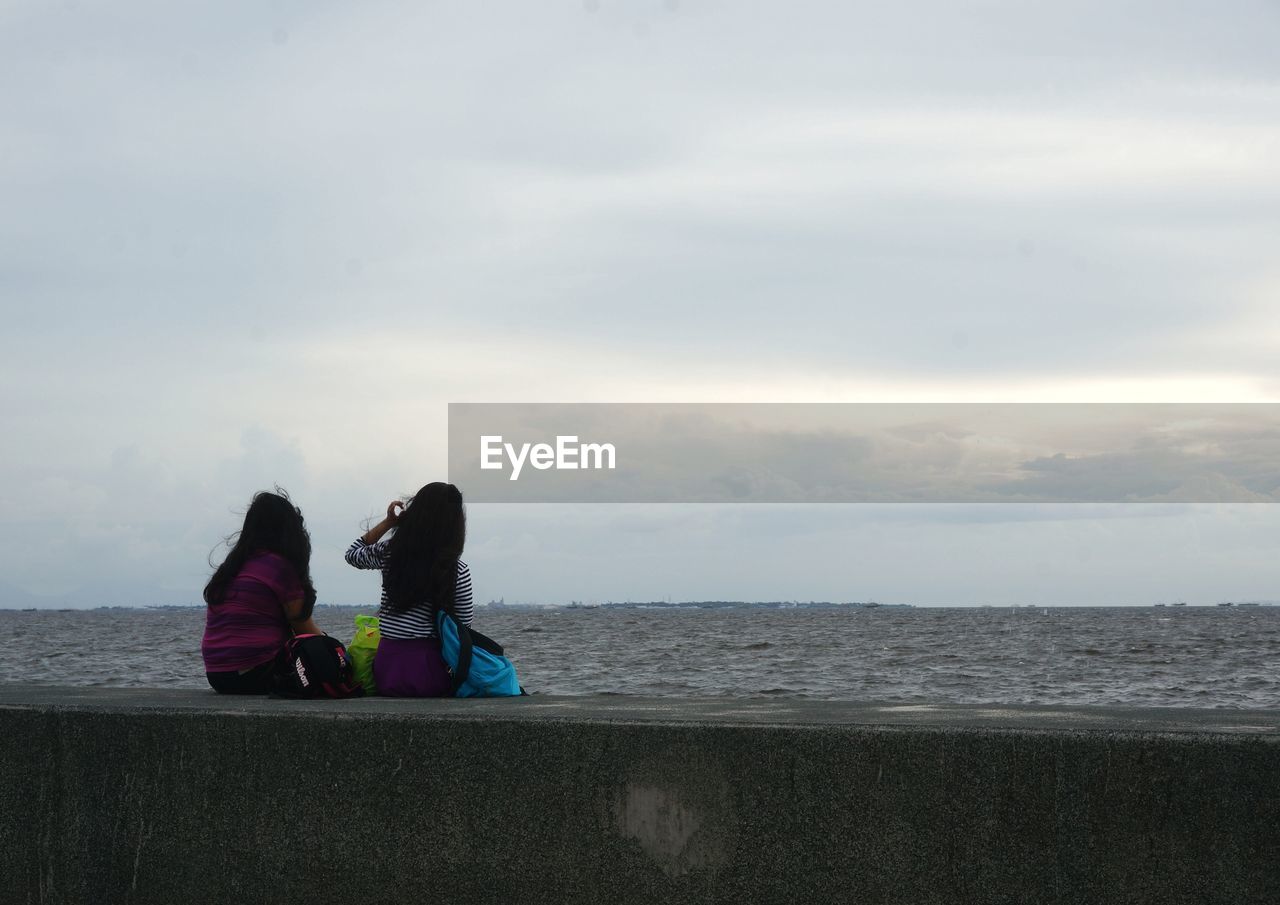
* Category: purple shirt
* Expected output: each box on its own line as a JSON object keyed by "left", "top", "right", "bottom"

{"left": 201, "top": 551, "right": 302, "bottom": 673}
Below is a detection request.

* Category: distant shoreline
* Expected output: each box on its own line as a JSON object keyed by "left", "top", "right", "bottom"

{"left": 3, "top": 600, "right": 1279, "bottom": 612}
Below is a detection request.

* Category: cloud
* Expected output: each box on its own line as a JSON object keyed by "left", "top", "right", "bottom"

{"left": 458, "top": 501, "right": 1280, "bottom": 607}
{"left": 2, "top": 2, "right": 1279, "bottom": 605}
{"left": 2, "top": 2, "right": 1277, "bottom": 377}
{"left": 985, "top": 416, "right": 1280, "bottom": 502}
{"left": 0, "top": 426, "right": 313, "bottom": 601}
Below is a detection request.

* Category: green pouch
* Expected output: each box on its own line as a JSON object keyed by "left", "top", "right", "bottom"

{"left": 348, "top": 614, "right": 381, "bottom": 695}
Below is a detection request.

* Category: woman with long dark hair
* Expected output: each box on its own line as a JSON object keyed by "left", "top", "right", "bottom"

{"left": 202, "top": 489, "right": 321, "bottom": 694}
{"left": 344, "top": 482, "right": 473, "bottom": 697}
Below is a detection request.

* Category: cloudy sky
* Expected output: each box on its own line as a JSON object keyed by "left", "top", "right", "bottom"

{"left": 2, "top": 1, "right": 1278, "bottom": 607}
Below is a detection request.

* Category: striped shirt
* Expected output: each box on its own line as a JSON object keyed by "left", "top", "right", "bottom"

{"left": 344, "top": 538, "right": 474, "bottom": 640}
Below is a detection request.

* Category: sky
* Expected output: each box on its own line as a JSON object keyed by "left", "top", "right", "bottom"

{"left": 2, "top": 1, "right": 1279, "bottom": 608}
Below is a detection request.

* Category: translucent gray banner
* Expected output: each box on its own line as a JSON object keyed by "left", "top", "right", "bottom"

{"left": 447, "top": 403, "right": 1280, "bottom": 503}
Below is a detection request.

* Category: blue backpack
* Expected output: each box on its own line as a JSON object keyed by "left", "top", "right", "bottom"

{"left": 436, "top": 611, "right": 524, "bottom": 697}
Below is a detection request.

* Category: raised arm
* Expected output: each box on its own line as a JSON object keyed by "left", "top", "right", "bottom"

{"left": 344, "top": 500, "right": 403, "bottom": 569}
{"left": 361, "top": 500, "right": 403, "bottom": 545}
{"left": 344, "top": 539, "right": 386, "bottom": 569}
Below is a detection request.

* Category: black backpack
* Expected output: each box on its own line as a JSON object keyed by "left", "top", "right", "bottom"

{"left": 273, "top": 633, "right": 365, "bottom": 698}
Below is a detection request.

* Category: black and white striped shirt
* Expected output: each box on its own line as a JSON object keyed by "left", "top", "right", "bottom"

{"left": 344, "top": 538, "right": 474, "bottom": 640}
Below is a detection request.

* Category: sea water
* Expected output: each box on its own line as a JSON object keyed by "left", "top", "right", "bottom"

{"left": 4, "top": 604, "right": 1278, "bottom": 708}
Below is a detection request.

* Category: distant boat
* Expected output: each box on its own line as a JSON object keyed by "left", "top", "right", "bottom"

{"left": 1154, "top": 603, "right": 1166, "bottom": 607}
{"left": 1171, "top": 601, "right": 1187, "bottom": 607}
{"left": 1217, "top": 602, "right": 1234, "bottom": 607}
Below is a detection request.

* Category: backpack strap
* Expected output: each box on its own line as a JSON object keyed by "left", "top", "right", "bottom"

{"left": 468, "top": 628, "right": 504, "bottom": 656}
{"left": 449, "top": 615, "right": 475, "bottom": 695}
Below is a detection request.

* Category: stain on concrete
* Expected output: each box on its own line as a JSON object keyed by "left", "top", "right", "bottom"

{"left": 610, "top": 743, "right": 737, "bottom": 879}
{"left": 614, "top": 784, "right": 703, "bottom": 875}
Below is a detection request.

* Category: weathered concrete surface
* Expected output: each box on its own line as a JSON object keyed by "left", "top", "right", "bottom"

{"left": 1, "top": 687, "right": 1278, "bottom": 905}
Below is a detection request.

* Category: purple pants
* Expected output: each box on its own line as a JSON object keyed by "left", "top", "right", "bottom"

{"left": 374, "top": 636, "right": 453, "bottom": 697}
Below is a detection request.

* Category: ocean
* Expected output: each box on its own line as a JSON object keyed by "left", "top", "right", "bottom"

{"left": 4, "top": 604, "right": 1278, "bottom": 708}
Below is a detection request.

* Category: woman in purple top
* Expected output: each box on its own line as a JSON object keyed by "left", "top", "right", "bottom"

{"left": 202, "top": 490, "right": 322, "bottom": 694}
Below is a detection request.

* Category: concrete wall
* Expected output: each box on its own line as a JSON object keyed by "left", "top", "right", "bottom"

{"left": 1, "top": 688, "right": 1278, "bottom": 905}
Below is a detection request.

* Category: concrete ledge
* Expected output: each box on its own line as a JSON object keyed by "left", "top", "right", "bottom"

{"left": 2, "top": 687, "right": 1279, "bottom": 904}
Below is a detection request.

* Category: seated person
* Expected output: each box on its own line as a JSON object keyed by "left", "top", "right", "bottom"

{"left": 345, "top": 482, "right": 473, "bottom": 697}
{"left": 202, "top": 490, "right": 321, "bottom": 694}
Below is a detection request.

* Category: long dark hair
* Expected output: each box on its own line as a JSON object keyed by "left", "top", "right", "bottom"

{"left": 383, "top": 482, "right": 465, "bottom": 615}
{"left": 204, "top": 489, "right": 317, "bottom": 616}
